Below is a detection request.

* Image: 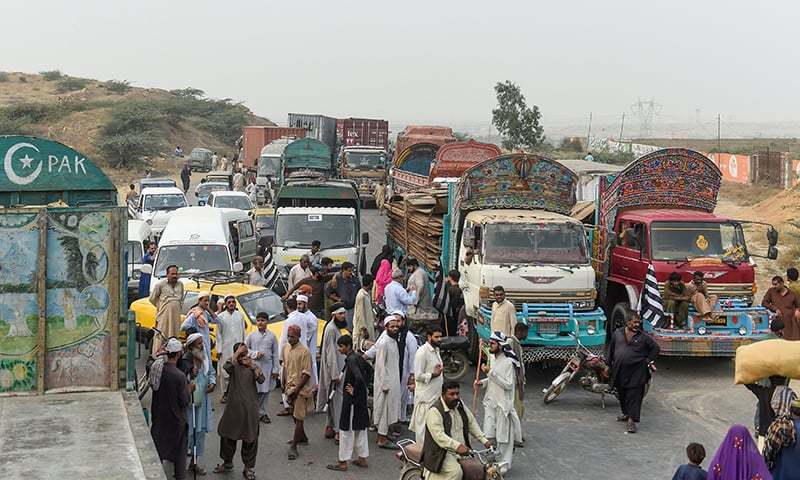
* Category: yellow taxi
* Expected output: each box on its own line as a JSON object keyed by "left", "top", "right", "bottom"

{"left": 254, "top": 207, "right": 275, "bottom": 246}
{"left": 130, "top": 278, "right": 326, "bottom": 362}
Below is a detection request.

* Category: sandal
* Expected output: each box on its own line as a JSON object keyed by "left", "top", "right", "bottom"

{"left": 243, "top": 468, "right": 256, "bottom": 480}
{"left": 277, "top": 408, "right": 292, "bottom": 417}
{"left": 353, "top": 459, "right": 368, "bottom": 469}
{"left": 288, "top": 447, "right": 298, "bottom": 460}
{"left": 326, "top": 463, "right": 348, "bottom": 471}
{"left": 213, "top": 463, "right": 233, "bottom": 474}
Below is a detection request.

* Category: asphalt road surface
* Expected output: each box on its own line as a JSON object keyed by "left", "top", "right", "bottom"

{"left": 141, "top": 184, "right": 753, "bottom": 479}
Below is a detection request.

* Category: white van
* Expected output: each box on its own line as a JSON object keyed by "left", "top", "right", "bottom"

{"left": 126, "top": 219, "right": 153, "bottom": 299}
{"left": 134, "top": 186, "right": 188, "bottom": 238}
{"left": 149, "top": 207, "right": 257, "bottom": 285}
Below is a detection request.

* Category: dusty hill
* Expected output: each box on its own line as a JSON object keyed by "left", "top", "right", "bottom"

{"left": 0, "top": 71, "right": 273, "bottom": 186}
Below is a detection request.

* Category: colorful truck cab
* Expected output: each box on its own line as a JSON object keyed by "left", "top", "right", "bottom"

{"left": 592, "top": 148, "right": 778, "bottom": 356}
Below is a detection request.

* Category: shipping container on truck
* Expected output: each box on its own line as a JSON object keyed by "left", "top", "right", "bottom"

{"left": 394, "top": 125, "right": 456, "bottom": 162}
{"left": 287, "top": 114, "right": 338, "bottom": 162}
{"left": 242, "top": 126, "right": 306, "bottom": 171}
{"left": 339, "top": 118, "right": 389, "bottom": 150}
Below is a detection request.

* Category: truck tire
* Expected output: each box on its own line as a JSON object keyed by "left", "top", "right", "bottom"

{"left": 608, "top": 302, "right": 630, "bottom": 343}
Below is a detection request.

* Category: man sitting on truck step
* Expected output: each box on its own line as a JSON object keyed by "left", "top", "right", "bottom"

{"left": 687, "top": 272, "right": 718, "bottom": 321}
{"left": 490, "top": 286, "right": 516, "bottom": 338}
{"left": 663, "top": 272, "right": 691, "bottom": 328}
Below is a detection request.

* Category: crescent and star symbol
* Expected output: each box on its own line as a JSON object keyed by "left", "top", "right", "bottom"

{"left": 3, "top": 142, "right": 43, "bottom": 185}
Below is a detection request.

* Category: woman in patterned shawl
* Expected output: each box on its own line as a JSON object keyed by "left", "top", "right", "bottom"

{"left": 707, "top": 425, "right": 772, "bottom": 480}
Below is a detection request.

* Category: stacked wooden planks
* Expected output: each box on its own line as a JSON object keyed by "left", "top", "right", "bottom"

{"left": 385, "top": 188, "right": 449, "bottom": 271}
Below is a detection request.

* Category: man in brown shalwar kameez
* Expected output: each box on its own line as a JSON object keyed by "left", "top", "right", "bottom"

{"left": 283, "top": 324, "right": 314, "bottom": 461}
{"left": 214, "top": 342, "right": 265, "bottom": 480}
{"left": 149, "top": 265, "right": 184, "bottom": 354}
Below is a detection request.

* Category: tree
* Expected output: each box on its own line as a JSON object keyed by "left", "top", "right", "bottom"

{"left": 491, "top": 81, "right": 545, "bottom": 151}
{"left": 96, "top": 102, "right": 162, "bottom": 168}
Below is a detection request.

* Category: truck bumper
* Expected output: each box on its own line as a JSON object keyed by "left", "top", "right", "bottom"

{"left": 477, "top": 305, "right": 607, "bottom": 364}
{"left": 649, "top": 331, "right": 769, "bottom": 357}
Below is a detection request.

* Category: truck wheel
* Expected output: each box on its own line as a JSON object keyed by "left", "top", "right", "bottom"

{"left": 608, "top": 302, "right": 630, "bottom": 343}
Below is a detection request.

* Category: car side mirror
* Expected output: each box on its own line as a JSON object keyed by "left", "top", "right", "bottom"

{"left": 767, "top": 246, "right": 778, "bottom": 260}
{"left": 140, "top": 264, "right": 153, "bottom": 275}
{"left": 362, "top": 232, "right": 369, "bottom": 245}
{"left": 233, "top": 262, "right": 244, "bottom": 273}
{"left": 767, "top": 226, "right": 779, "bottom": 247}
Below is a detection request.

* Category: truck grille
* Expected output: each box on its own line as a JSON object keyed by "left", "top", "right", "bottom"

{"left": 658, "top": 282, "right": 754, "bottom": 303}
{"left": 500, "top": 289, "right": 596, "bottom": 312}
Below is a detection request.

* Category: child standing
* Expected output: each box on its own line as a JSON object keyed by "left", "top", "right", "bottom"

{"left": 672, "top": 443, "right": 707, "bottom": 480}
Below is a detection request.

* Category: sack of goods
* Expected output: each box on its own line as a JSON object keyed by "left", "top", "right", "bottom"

{"left": 734, "top": 339, "right": 800, "bottom": 384}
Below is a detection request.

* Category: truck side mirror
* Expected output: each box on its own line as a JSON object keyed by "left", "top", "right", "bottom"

{"left": 362, "top": 232, "right": 370, "bottom": 245}
{"left": 767, "top": 226, "right": 779, "bottom": 247}
{"left": 767, "top": 246, "right": 778, "bottom": 260}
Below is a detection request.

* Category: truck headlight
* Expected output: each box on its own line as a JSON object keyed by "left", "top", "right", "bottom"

{"left": 697, "top": 326, "right": 707, "bottom": 335}
{"left": 738, "top": 326, "right": 748, "bottom": 336}
{"left": 587, "top": 325, "right": 596, "bottom": 335}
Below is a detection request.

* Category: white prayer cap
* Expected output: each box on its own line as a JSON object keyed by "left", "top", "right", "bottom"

{"left": 216, "top": 298, "right": 225, "bottom": 305}
{"left": 296, "top": 294, "right": 309, "bottom": 304}
{"left": 383, "top": 315, "right": 396, "bottom": 326}
{"left": 165, "top": 338, "right": 183, "bottom": 353}
{"left": 197, "top": 291, "right": 211, "bottom": 300}
{"left": 186, "top": 333, "right": 204, "bottom": 347}
{"left": 332, "top": 306, "right": 347, "bottom": 315}
{"left": 391, "top": 309, "right": 405, "bottom": 318}
{"left": 391, "top": 269, "right": 404, "bottom": 279}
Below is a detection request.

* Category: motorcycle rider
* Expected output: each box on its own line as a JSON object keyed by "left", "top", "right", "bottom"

{"left": 421, "top": 381, "right": 492, "bottom": 480}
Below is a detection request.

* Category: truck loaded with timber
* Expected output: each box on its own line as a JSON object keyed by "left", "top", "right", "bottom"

{"left": 590, "top": 148, "right": 778, "bottom": 356}
{"left": 391, "top": 139, "right": 500, "bottom": 193}
{"left": 387, "top": 153, "right": 607, "bottom": 364}
{"left": 390, "top": 126, "right": 456, "bottom": 193}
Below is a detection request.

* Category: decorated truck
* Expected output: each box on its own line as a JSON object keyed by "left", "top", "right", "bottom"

{"left": 280, "top": 138, "right": 333, "bottom": 186}
{"left": 592, "top": 148, "right": 778, "bottom": 356}
{"left": 339, "top": 146, "right": 388, "bottom": 205}
{"left": 387, "top": 153, "right": 607, "bottom": 364}
{"left": 390, "top": 140, "right": 501, "bottom": 193}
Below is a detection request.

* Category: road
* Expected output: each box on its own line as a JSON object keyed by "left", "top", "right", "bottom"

{"left": 143, "top": 182, "right": 752, "bottom": 479}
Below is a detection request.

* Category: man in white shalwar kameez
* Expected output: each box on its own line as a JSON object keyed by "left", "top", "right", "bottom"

{"left": 365, "top": 311, "right": 417, "bottom": 422}
{"left": 217, "top": 295, "right": 247, "bottom": 401}
{"left": 352, "top": 275, "right": 376, "bottom": 350}
{"left": 372, "top": 316, "right": 401, "bottom": 449}
{"left": 474, "top": 331, "right": 522, "bottom": 475}
{"left": 406, "top": 258, "right": 431, "bottom": 314}
{"left": 410, "top": 325, "right": 444, "bottom": 444}
{"left": 245, "top": 312, "right": 280, "bottom": 423}
{"left": 317, "top": 306, "right": 347, "bottom": 439}
{"left": 295, "top": 295, "right": 319, "bottom": 387}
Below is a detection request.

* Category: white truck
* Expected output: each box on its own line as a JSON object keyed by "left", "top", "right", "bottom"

{"left": 133, "top": 186, "right": 188, "bottom": 239}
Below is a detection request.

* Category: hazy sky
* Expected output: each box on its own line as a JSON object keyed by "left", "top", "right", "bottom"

{"left": 2, "top": 0, "right": 799, "bottom": 130}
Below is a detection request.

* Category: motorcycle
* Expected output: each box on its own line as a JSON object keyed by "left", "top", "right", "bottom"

{"left": 542, "top": 333, "right": 650, "bottom": 407}
{"left": 396, "top": 439, "right": 504, "bottom": 480}
{"left": 410, "top": 333, "right": 470, "bottom": 382}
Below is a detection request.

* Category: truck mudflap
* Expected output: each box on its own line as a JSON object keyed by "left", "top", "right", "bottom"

{"left": 646, "top": 304, "right": 771, "bottom": 357}
{"left": 477, "top": 303, "right": 607, "bottom": 364}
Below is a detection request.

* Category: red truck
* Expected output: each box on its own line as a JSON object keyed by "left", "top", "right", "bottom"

{"left": 394, "top": 125, "right": 456, "bottom": 160}
{"left": 338, "top": 118, "right": 389, "bottom": 150}
{"left": 592, "top": 148, "right": 779, "bottom": 356}
{"left": 391, "top": 139, "right": 501, "bottom": 193}
{"left": 241, "top": 126, "right": 306, "bottom": 172}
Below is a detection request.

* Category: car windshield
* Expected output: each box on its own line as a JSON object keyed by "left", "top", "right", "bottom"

{"left": 237, "top": 290, "right": 285, "bottom": 325}
{"left": 126, "top": 241, "right": 143, "bottom": 264}
{"left": 483, "top": 222, "right": 588, "bottom": 265}
{"left": 650, "top": 221, "right": 748, "bottom": 261}
{"left": 275, "top": 213, "right": 356, "bottom": 248}
{"left": 258, "top": 157, "right": 281, "bottom": 177}
{"left": 143, "top": 194, "right": 187, "bottom": 211}
{"left": 154, "top": 245, "right": 230, "bottom": 276}
{"left": 256, "top": 216, "right": 274, "bottom": 229}
{"left": 214, "top": 195, "right": 252, "bottom": 210}
{"left": 196, "top": 183, "right": 228, "bottom": 197}
{"left": 191, "top": 150, "right": 210, "bottom": 160}
{"left": 345, "top": 152, "right": 385, "bottom": 168}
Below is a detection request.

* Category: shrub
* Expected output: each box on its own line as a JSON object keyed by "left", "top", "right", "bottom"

{"left": 0, "top": 72, "right": 9, "bottom": 82}
{"left": 96, "top": 102, "right": 163, "bottom": 168}
{"left": 169, "top": 87, "right": 205, "bottom": 98}
{"left": 592, "top": 150, "right": 636, "bottom": 165}
{"left": 40, "top": 70, "right": 63, "bottom": 81}
{"left": 56, "top": 77, "right": 89, "bottom": 93}
{"left": 18, "top": 76, "right": 27, "bottom": 83}
{"left": 103, "top": 80, "right": 132, "bottom": 94}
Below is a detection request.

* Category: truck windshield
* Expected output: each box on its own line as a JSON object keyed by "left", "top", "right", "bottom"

{"left": 144, "top": 194, "right": 187, "bottom": 211}
{"left": 345, "top": 152, "right": 385, "bottom": 168}
{"left": 154, "top": 245, "right": 231, "bottom": 276}
{"left": 215, "top": 196, "right": 252, "bottom": 210}
{"left": 483, "top": 223, "right": 588, "bottom": 265}
{"left": 237, "top": 290, "right": 285, "bottom": 324}
{"left": 275, "top": 214, "right": 356, "bottom": 249}
{"left": 258, "top": 157, "right": 281, "bottom": 177}
{"left": 650, "top": 221, "right": 747, "bottom": 261}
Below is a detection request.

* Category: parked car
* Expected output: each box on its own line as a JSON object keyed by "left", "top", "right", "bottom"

{"left": 206, "top": 191, "right": 255, "bottom": 217}
{"left": 133, "top": 187, "right": 188, "bottom": 238}
{"left": 129, "top": 277, "right": 325, "bottom": 361}
{"left": 189, "top": 148, "right": 214, "bottom": 172}
{"left": 126, "top": 219, "right": 153, "bottom": 300}
{"left": 255, "top": 207, "right": 275, "bottom": 246}
{"left": 195, "top": 181, "right": 230, "bottom": 206}
{"left": 205, "top": 171, "right": 233, "bottom": 189}
{"left": 140, "top": 178, "right": 177, "bottom": 190}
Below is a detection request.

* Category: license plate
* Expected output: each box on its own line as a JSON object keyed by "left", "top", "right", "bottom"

{"left": 538, "top": 322, "right": 560, "bottom": 334}
{"left": 705, "top": 316, "right": 727, "bottom": 326}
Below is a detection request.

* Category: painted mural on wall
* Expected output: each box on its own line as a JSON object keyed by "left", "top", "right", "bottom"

{"left": 0, "top": 212, "right": 41, "bottom": 393}
{"left": 44, "top": 210, "right": 113, "bottom": 390}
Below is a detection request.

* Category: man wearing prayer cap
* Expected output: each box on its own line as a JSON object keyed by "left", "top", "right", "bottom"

{"left": 474, "top": 331, "right": 522, "bottom": 475}
{"left": 217, "top": 294, "right": 247, "bottom": 402}
{"left": 295, "top": 294, "right": 319, "bottom": 387}
{"left": 283, "top": 324, "right": 314, "bottom": 460}
{"left": 181, "top": 292, "right": 217, "bottom": 402}
{"left": 317, "top": 304, "right": 348, "bottom": 440}
{"left": 151, "top": 337, "right": 192, "bottom": 479}
{"left": 372, "top": 315, "right": 402, "bottom": 449}
{"left": 178, "top": 333, "right": 214, "bottom": 475}
{"left": 384, "top": 269, "right": 417, "bottom": 317}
